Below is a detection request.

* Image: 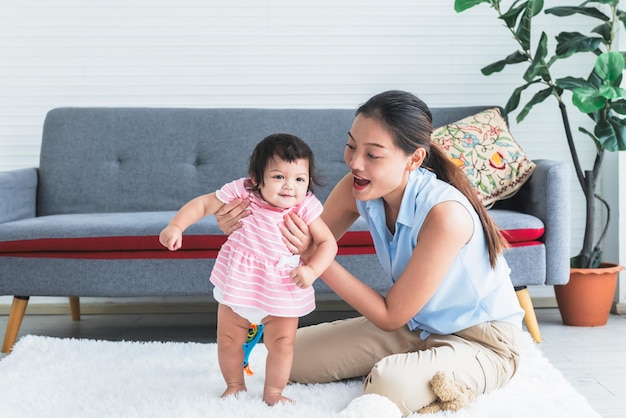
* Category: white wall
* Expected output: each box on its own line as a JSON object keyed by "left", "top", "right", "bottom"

{"left": 0, "top": 0, "right": 604, "bottom": 304}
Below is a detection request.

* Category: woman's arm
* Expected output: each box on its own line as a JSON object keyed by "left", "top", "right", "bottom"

{"left": 281, "top": 173, "right": 361, "bottom": 254}
{"left": 319, "top": 200, "right": 473, "bottom": 331}
{"left": 281, "top": 174, "right": 474, "bottom": 331}
{"left": 290, "top": 217, "right": 338, "bottom": 288}
{"left": 318, "top": 173, "right": 362, "bottom": 240}
{"left": 303, "top": 217, "right": 338, "bottom": 277}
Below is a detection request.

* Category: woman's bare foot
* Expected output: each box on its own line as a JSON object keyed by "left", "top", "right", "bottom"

{"left": 221, "top": 383, "right": 247, "bottom": 398}
{"left": 263, "top": 391, "right": 295, "bottom": 406}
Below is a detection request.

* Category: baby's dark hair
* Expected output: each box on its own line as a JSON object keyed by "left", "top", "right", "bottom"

{"left": 248, "top": 133, "right": 323, "bottom": 193}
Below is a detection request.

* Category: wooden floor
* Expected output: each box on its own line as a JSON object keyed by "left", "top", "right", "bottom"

{"left": 1, "top": 307, "right": 624, "bottom": 417}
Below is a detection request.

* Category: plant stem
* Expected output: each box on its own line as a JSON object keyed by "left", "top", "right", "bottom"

{"left": 558, "top": 100, "right": 586, "bottom": 191}
{"left": 580, "top": 172, "right": 596, "bottom": 267}
{"left": 593, "top": 192, "right": 611, "bottom": 264}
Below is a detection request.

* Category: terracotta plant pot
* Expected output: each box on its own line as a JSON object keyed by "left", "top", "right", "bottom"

{"left": 554, "top": 263, "right": 624, "bottom": 326}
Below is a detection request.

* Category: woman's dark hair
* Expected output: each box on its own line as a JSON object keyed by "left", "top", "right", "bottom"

{"left": 248, "top": 132, "right": 323, "bottom": 193}
{"left": 357, "top": 90, "right": 507, "bottom": 267}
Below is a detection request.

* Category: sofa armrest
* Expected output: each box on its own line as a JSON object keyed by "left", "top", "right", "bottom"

{"left": 493, "top": 159, "right": 571, "bottom": 285}
{"left": 0, "top": 168, "right": 38, "bottom": 224}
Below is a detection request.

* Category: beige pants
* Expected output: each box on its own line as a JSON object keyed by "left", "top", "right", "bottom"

{"left": 290, "top": 316, "right": 522, "bottom": 415}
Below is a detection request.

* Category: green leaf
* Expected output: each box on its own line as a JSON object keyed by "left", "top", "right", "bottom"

{"left": 605, "top": 115, "right": 626, "bottom": 151}
{"left": 594, "top": 117, "right": 624, "bottom": 151}
{"left": 579, "top": 126, "right": 603, "bottom": 151}
{"left": 554, "top": 32, "right": 603, "bottom": 58}
{"left": 523, "top": 32, "right": 550, "bottom": 82}
{"left": 610, "top": 100, "right": 626, "bottom": 114}
{"left": 587, "top": 67, "right": 603, "bottom": 88}
{"left": 516, "top": 7, "right": 532, "bottom": 51}
{"left": 500, "top": 2, "right": 527, "bottom": 28}
{"left": 573, "top": 87, "right": 606, "bottom": 112}
{"left": 591, "top": 23, "right": 612, "bottom": 44}
{"left": 571, "top": 247, "right": 603, "bottom": 268}
{"left": 504, "top": 89, "right": 523, "bottom": 115}
{"left": 599, "top": 85, "right": 626, "bottom": 100}
{"left": 545, "top": 6, "right": 610, "bottom": 21}
{"left": 595, "top": 51, "right": 625, "bottom": 83}
{"left": 481, "top": 50, "right": 528, "bottom": 75}
{"left": 570, "top": 254, "right": 581, "bottom": 268}
{"left": 618, "top": 10, "right": 626, "bottom": 28}
{"left": 528, "top": 0, "right": 544, "bottom": 17}
{"left": 556, "top": 76, "right": 592, "bottom": 91}
{"left": 454, "top": 0, "right": 491, "bottom": 13}
{"left": 504, "top": 81, "right": 539, "bottom": 115}
{"left": 617, "top": 118, "right": 626, "bottom": 151}
{"left": 547, "top": 54, "right": 560, "bottom": 68}
{"left": 516, "top": 87, "right": 554, "bottom": 122}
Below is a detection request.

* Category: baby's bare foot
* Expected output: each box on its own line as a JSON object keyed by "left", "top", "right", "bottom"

{"left": 221, "top": 383, "right": 247, "bottom": 398}
{"left": 263, "top": 392, "right": 295, "bottom": 406}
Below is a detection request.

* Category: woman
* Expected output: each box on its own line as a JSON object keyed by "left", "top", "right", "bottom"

{"left": 215, "top": 90, "right": 524, "bottom": 415}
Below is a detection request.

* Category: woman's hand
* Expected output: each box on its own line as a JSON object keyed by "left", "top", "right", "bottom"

{"left": 280, "top": 212, "right": 313, "bottom": 257}
{"left": 214, "top": 198, "right": 251, "bottom": 235}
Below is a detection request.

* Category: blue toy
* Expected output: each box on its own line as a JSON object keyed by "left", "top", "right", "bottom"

{"left": 243, "top": 323, "right": 264, "bottom": 376}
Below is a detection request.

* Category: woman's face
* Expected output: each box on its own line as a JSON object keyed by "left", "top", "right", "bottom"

{"left": 344, "top": 114, "right": 419, "bottom": 206}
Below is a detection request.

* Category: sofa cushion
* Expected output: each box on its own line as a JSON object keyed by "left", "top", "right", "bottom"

{"left": 431, "top": 108, "right": 536, "bottom": 208}
{"left": 489, "top": 209, "right": 544, "bottom": 245}
{"left": 37, "top": 108, "right": 355, "bottom": 216}
{"left": 0, "top": 209, "right": 543, "bottom": 258}
{"left": 35, "top": 106, "right": 515, "bottom": 217}
{"left": 0, "top": 212, "right": 376, "bottom": 259}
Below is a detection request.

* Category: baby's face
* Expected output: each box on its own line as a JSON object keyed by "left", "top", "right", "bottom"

{"left": 258, "top": 156, "right": 310, "bottom": 209}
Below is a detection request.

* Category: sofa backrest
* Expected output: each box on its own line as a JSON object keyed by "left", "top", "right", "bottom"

{"left": 37, "top": 106, "right": 495, "bottom": 215}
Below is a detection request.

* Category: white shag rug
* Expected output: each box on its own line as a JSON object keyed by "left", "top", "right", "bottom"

{"left": 0, "top": 333, "right": 600, "bottom": 418}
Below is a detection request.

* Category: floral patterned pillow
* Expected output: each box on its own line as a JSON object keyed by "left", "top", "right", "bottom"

{"left": 431, "top": 108, "right": 536, "bottom": 208}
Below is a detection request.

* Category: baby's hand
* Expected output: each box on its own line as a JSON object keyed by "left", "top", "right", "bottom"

{"left": 290, "top": 265, "right": 317, "bottom": 289}
{"left": 159, "top": 225, "right": 183, "bottom": 251}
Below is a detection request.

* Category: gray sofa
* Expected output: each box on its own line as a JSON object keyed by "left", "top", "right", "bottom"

{"left": 0, "top": 106, "right": 570, "bottom": 352}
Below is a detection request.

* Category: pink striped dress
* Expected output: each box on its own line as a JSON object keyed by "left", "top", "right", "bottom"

{"left": 210, "top": 178, "right": 323, "bottom": 318}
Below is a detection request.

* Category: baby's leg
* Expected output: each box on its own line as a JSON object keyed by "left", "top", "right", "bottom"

{"left": 216, "top": 303, "right": 251, "bottom": 398}
{"left": 261, "top": 315, "right": 299, "bottom": 405}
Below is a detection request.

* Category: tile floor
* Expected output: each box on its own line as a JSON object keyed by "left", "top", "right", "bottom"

{"left": 1, "top": 307, "right": 624, "bottom": 417}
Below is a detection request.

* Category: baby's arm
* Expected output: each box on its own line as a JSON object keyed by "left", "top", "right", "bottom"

{"left": 290, "top": 217, "right": 338, "bottom": 288}
{"left": 159, "top": 192, "right": 224, "bottom": 251}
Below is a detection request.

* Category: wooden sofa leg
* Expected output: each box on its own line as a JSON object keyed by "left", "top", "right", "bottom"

{"left": 69, "top": 297, "right": 81, "bottom": 321}
{"left": 2, "top": 296, "right": 30, "bottom": 353}
{"left": 515, "top": 287, "right": 542, "bottom": 343}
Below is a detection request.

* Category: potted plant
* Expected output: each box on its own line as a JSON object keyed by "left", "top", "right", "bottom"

{"left": 454, "top": 0, "right": 625, "bottom": 325}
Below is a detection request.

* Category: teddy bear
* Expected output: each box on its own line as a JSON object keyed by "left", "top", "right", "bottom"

{"left": 338, "top": 371, "right": 476, "bottom": 417}
{"left": 417, "top": 371, "right": 476, "bottom": 414}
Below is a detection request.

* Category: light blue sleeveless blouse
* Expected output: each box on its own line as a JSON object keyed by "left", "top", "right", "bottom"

{"left": 355, "top": 168, "right": 523, "bottom": 339}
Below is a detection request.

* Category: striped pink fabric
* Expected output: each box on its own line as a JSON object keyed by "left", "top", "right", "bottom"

{"left": 210, "top": 178, "right": 323, "bottom": 317}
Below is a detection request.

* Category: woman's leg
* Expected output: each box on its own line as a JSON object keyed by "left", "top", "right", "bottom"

{"left": 261, "top": 315, "right": 299, "bottom": 405}
{"left": 363, "top": 321, "right": 523, "bottom": 415}
{"left": 216, "top": 303, "right": 252, "bottom": 397}
{"left": 290, "top": 316, "right": 423, "bottom": 384}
